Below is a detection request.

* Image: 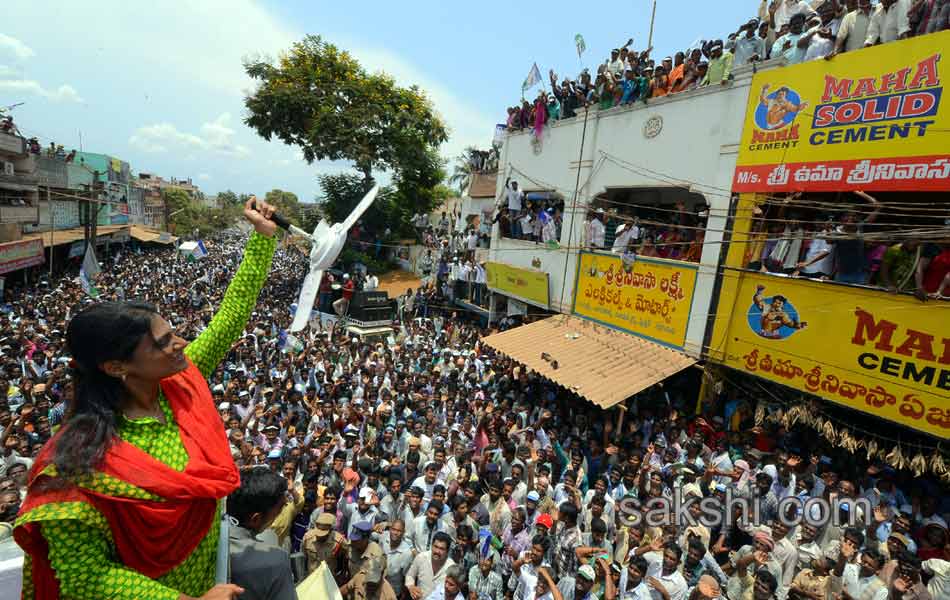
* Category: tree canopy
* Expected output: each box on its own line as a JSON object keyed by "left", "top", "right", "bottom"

{"left": 263, "top": 189, "right": 302, "bottom": 226}
{"left": 243, "top": 35, "right": 449, "bottom": 185}
{"left": 164, "top": 189, "right": 242, "bottom": 238}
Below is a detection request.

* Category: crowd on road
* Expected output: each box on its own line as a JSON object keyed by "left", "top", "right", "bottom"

{"left": 506, "top": 0, "right": 950, "bottom": 131}
{"left": 0, "top": 227, "right": 948, "bottom": 600}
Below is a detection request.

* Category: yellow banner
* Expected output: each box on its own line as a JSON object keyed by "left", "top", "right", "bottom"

{"left": 733, "top": 31, "right": 950, "bottom": 193}
{"left": 485, "top": 262, "right": 550, "bottom": 309}
{"left": 713, "top": 272, "right": 949, "bottom": 438}
{"left": 572, "top": 252, "right": 697, "bottom": 349}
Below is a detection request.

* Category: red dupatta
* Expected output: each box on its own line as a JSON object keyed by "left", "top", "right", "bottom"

{"left": 14, "top": 360, "right": 239, "bottom": 600}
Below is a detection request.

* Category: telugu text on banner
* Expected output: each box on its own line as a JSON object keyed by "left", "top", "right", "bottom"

{"left": 572, "top": 252, "right": 697, "bottom": 350}
{"left": 712, "top": 272, "right": 949, "bottom": 438}
{"left": 733, "top": 31, "right": 950, "bottom": 192}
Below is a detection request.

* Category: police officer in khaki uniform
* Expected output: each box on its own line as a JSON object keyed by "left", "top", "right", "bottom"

{"left": 302, "top": 512, "right": 349, "bottom": 583}
{"left": 345, "top": 558, "right": 397, "bottom": 600}
{"left": 340, "top": 521, "right": 387, "bottom": 597}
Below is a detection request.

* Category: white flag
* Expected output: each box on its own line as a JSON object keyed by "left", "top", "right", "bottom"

{"left": 81, "top": 243, "right": 100, "bottom": 279}
{"left": 522, "top": 62, "right": 542, "bottom": 91}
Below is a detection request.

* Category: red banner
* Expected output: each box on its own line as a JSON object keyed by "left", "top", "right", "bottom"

{"left": 732, "top": 155, "right": 950, "bottom": 193}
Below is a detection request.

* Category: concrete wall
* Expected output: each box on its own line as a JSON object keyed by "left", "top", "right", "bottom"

{"left": 128, "top": 187, "right": 145, "bottom": 224}
{"left": 489, "top": 61, "right": 766, "bottom": 357}
{"left": 34, "top": 157, "right": 68, "bottom": 188}
{"left": 23, "top": 200, "right": 80, "bottom": 233}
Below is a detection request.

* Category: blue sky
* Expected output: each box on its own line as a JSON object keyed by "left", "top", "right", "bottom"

{"left": 2, "top": 1, "right": 756, "bottom": 201}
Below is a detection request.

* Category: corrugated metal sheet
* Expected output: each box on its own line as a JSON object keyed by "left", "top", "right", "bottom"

{"left": 481, "top": 314, "right": 695, "bottom": 409}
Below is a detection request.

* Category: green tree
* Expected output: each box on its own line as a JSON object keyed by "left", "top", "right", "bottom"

{"left": 216, "top": 190, "right": 242, "bottom": 208}
{"left": 164, "top": 188, "right": 241, "bottom": 238}
{"left": 448, "top": 147, "right": 477, "bottom": 195}
{"left": 243, "top": 35, "right": 448, "bottom": 188}
{"left": 263, "top": 189, "right": 302, "bottom": 225}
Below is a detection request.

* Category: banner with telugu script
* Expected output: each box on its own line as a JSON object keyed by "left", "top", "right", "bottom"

{"left": 0, "top": 239, "right": 45, "bottom": 275}
{"left": 711, "top": 272, "right": 949, "bottom": 438}
{"left": 733, "top": 31, "right": 950, "bottom": 192}
{"left": 572, "top": 252, "right": 698, "bottom": 350}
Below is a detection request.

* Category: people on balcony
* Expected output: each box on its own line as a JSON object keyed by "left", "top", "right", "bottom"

{"left": 745, "top": 190, "right": 949, "bottom": 301}
{"left": 504, "top": 0, "right": 948, "bottom": 128}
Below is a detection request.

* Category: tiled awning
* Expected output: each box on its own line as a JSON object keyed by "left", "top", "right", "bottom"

{"left": 480, "top": 314, "right": 696, "bottom": 409}
{"left": 23, "top": 225, "right": 130, "bottom": 248}
{"left": 130, "top": 225, "right": 177, "bottom": 244}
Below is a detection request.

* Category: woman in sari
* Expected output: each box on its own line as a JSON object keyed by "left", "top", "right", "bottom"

{"left": 14, "top": 198, "right": 279, "bottom": 600}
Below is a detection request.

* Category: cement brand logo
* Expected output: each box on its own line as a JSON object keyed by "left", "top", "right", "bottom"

{"left": 755, "top": 84, "right": 809, "bottom": 131}
{"left": 747, "top": 284, "right": 808, "bottom": 340}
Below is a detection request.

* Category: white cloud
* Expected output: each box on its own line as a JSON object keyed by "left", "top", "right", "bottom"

{"left": 0, "top": 79, "right": 83, "bottom": 102}
{"left": 351, "top": 47, "right": 496, "bottom": 159}
{"left": 0, "top": 34, "right": 34, "bottom": 60}
{"left": 129, "top": 113, "right": 250, "bottom": 158}
{"left": 2, "top": 0, "right": 493, "bottom": 198}
{"left": 197, "top": 173, "right": 212, "bottom": 181}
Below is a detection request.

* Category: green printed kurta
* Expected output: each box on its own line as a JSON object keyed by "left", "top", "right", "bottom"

{"left": 16, "top": 232, "right": 276, "bottom": 599}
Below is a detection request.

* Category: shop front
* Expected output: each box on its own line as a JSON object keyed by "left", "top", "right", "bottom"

{"left": 706, "top": 31, "right": 950, "bottom": 480}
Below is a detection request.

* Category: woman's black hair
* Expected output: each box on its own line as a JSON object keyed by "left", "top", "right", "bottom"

{"left": 54, "top": 301, "right": 159, "bottom": 481}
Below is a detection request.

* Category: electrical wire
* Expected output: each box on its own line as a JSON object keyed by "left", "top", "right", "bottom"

{"left": 712, "top": 367, "right": 948, "bottom": 452}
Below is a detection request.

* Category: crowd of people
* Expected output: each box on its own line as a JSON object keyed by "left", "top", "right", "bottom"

{"left": 410, "top": 212, "right": 491, "bottom": 311}
{"left": 582, "top": 200, "right": 709, "bottom": 264}
{"left": 0, "top": 223, "right": 947, "bottom": 600}
{"left": 505, "top": 0, "right": 950, "bottom": 132}
{"left": 495, "top": 179, "right": 565, "bottom": 246}
{"left": 743, "top": 192, "right": 950, "bottom": 300}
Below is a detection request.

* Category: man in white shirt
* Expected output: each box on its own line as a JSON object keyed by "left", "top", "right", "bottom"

{"left": 769, "top": 0, "right": 814, "bottom": 30}
{"left": 645, "top": 543, "right": 688, "bottom": 600}
{"left": 835, "top": 0, "right": 875, "bottom": 53}
{"left": 734, "top": 19, "right": 766, "bottom": 66}
{"left": 519, "top": 212, "right": 533, "bottom": 241}
{"left": 587, "top": 211, "right": 606, "bottom": 249}
{"left": 799, "top": 2, "right": 841, "bottom": 60}
{"left": 866, "top": 0, "right": 913, "bottom": 45}
{"left": 795, "top": 224, "right": 835, "bottom": 279}
{"left": 465, "top": 230, "right": 477, "bottom": 253}
{"left": 769, "top": 521, "right": 799, "bottom": 597}
{"left": 619, "top": 556, "right": 653, "bottom": 600}
{"left": 771, "top": 12, "right": 809, "bottom": 64}
{"left": 364, "top": 273, "right": 379, "bottom": 291}
{"left": 830, "top": 540, "right": 888, "bottom": 600}
{"left": 504, "top": 178, "right": 524, "bottom": 238}
{"left": 406, "top": 532, "right": 456, "bottom": 600}
{"left": 457, "top": 261, "right": 471, "bottom": 300}
{"left": 608, "top": 48, "right": 625, "bottom": 78}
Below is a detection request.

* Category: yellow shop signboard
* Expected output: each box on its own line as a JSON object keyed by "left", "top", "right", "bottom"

{"left": 485, "top": 262, "right": 550, "bottom": 309}
{"left": 712, "top": 272, "right": 949, "bottom": 438}
{"left": 733, "top": 31, "right": 950, "bottom": 193}
{"left": 572, "top": 252, "right": 698, "bottom": 350}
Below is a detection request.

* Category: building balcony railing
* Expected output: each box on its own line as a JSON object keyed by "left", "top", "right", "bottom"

{"left": 0, "top": 203, "right": 39, "bottom": 224}
{"left": 0, "top": 131, "right": 27, "bottom": 157}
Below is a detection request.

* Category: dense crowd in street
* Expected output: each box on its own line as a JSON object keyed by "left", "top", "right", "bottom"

{"left": 0, "top": 226, "right": 946, "bottom": 600}
{"left": 506, "top": 0, "right": 950, "bottom": 131}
